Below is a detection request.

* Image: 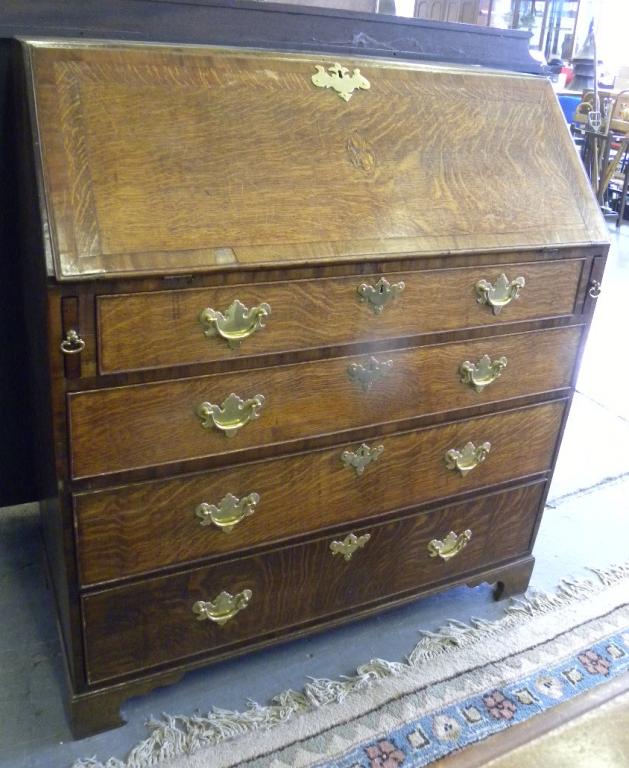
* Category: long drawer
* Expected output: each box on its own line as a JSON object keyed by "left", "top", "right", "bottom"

{"left": 96, "top": 259, "right": 585, "bottom": 373}
{"left": 68, "top": 325, "right": 580, "bottom": 478}
{"left": 75, "top": 400, "right": 565, "bottom": 585}
{"left": 82, "top": 479, "right": 546, "bottom": 683}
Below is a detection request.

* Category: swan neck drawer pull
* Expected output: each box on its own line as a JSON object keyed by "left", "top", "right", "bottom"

{"left": 199, "top": 299, "right": 271, "bottom": 348}
{"left": 357, "top": 277, "right": 405, "bottom": 314}
{"left": 196, "top": 492, "right": 260, "bottom": 532}
{"left": 192, "top": 589, "right": 252, "bottom": 626}
{"left": 445, "top": 441, "right": 491, "bottom": 476}
{"left": 329, "top": 533, "right": 371, "bottom": 561}
{"left": 197, "top": 393, "right": 265, "bottom": 437}
{"left": 459, "top": 355, "right": 508, "bottom": 392}
{"left": 475, "top": 273, "right": 525, "bottom": 315}
{"left": 428, "top": 530, "right": 472, "bottom": 561}
{"left": 347, "top": 356, "right": 393, "bottom": 391}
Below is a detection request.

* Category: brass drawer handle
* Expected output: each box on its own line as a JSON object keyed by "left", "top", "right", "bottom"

{"left": 588, "top": 279, "right": 602, "bottom": 299}
{"left": 357, "top": 277, "right": 405, "bottom": 314}
{"left": 329, "top": 532, "right": 371, "bottom": 561}
{"left": 428, "top": 529, "right": 472, "bottom": 561}
{"left": 445, "top": 441, "right": 491, "bottom": 476}
{"left": 199, "top": 299, "right": 271, "bottom": 349}
{"left": 341, "top": 442, "right": 384, "bottom": 476}
{"left": 196, "top": 492, "right": 260, "bottom": 533}
{"left": 311, "top": 63, "right": 370, "bottom": 102}
{"left": 459, "top": 355, "right": 508, "bottom": 393}
{"left": 347, "top": 356, "right": 393, "bottom": 391}
{"left": 192, "top": 589, "right": 252, "bottom": 627}
{"left": 475, "top": 273, "right": 525, "bottom": 315}
{"left": 197, "top": 392, "right": 265, "bottom": 437}
{"left": 60, "top": 329, "right": 85, "bottom": 355}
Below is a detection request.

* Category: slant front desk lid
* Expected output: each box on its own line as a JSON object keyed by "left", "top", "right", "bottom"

{"left": 25, "top": 41, "right": 607, "bottom": 280}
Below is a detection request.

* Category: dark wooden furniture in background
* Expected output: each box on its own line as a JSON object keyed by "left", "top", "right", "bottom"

{"left": 16, "top": 37, "right": 608, "bottom": 736}
{"left": 414, "top": 0, "right": 481, "bottom": 24}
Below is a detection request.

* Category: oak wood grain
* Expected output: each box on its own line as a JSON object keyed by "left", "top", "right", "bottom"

{"left": 12, "top": 31, "right": 612, "bottom": 741}
{"left": 74, "top": 400, "right": 564, "bottom": 585}
{"left": 27, "top": 42, "right": 608, "bottom": 280}
{"left": 82, "top": 480, "right": 546, "bottom": 682}
{"left": 96, "top": 258, "right": 584, "bottom": 374}
{"left": 68, "top": 325, "right": 581, "bottom": 478}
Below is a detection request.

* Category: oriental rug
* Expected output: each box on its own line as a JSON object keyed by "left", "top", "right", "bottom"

{"left": 76, "top": 564, "right": 629, "bottom": 768}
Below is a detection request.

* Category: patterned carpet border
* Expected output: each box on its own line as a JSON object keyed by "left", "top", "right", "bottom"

{"left": 316, "top": 625, "right": 629, "bottom": 768}
{"left": 75, "top": 563, "right": 629, "bottom": 768}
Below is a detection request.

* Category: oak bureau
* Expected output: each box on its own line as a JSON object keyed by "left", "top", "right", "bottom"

{"left": 17, "top": 39, "right": 609, "bottom": 736}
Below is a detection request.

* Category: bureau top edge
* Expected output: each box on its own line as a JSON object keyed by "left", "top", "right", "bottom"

{"left": 21, "top": 39, "right": 609, "bottom": 281}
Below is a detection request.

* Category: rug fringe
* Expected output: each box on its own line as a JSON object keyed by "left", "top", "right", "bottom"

{"left": 72, "top": 562, "right": 629, "bottom": 768}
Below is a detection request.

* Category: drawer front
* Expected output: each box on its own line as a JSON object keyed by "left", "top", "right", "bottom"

{"left": 97, "top": 259, "right": 585, "bottom": 374}
{"left": 69, "top": 326, "right": 580, "bottom": 478}
{"left": 75, "top": 400, "right": 565, "bottom": 585}
{"left": 82, "top": 480, "right": 546, "bottom": 683}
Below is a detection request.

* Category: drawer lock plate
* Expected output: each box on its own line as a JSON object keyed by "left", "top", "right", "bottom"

{"left": 357, "top": 277, "right": 405, "bottom": 314}
{"left": 341, "top": 442, "right": 384, "bottom": 476}
{"left": 329, "top": 532, "right": 371, "bottom": 562}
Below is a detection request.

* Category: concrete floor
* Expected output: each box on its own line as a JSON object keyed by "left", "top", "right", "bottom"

{"left": 1, "top": 225, "right": 628, "bottom": 768}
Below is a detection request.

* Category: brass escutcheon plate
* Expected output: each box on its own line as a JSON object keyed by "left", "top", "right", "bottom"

{"left": 311, "top": 62, "right": 370, "bottom": 101}
{"left": 341, "top": 443, "right": 384, "bottom": 476}
{"left": 329, "top": 532, "right": 371, "bottom": 561}
{"left": 357, "top": 277, "right": 405, "bottom": 314}
{"left": 347, "top": 356, "right": 393, "bottom": 392}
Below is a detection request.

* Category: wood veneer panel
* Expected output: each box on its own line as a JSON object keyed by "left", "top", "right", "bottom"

{"left": 75, "top": 400, "right": 564, "bottom": 584}
{"left": 82, "top": 480, "right": 546, "bottom": 682}
{"left": 68, "top": 325, "right": 581, "bottom": 478}
{"left": 96, "top": 258, "right": 584, "bottom": 373}
{"left": 27, "top": 42, "right": 607, "bottom": 279}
